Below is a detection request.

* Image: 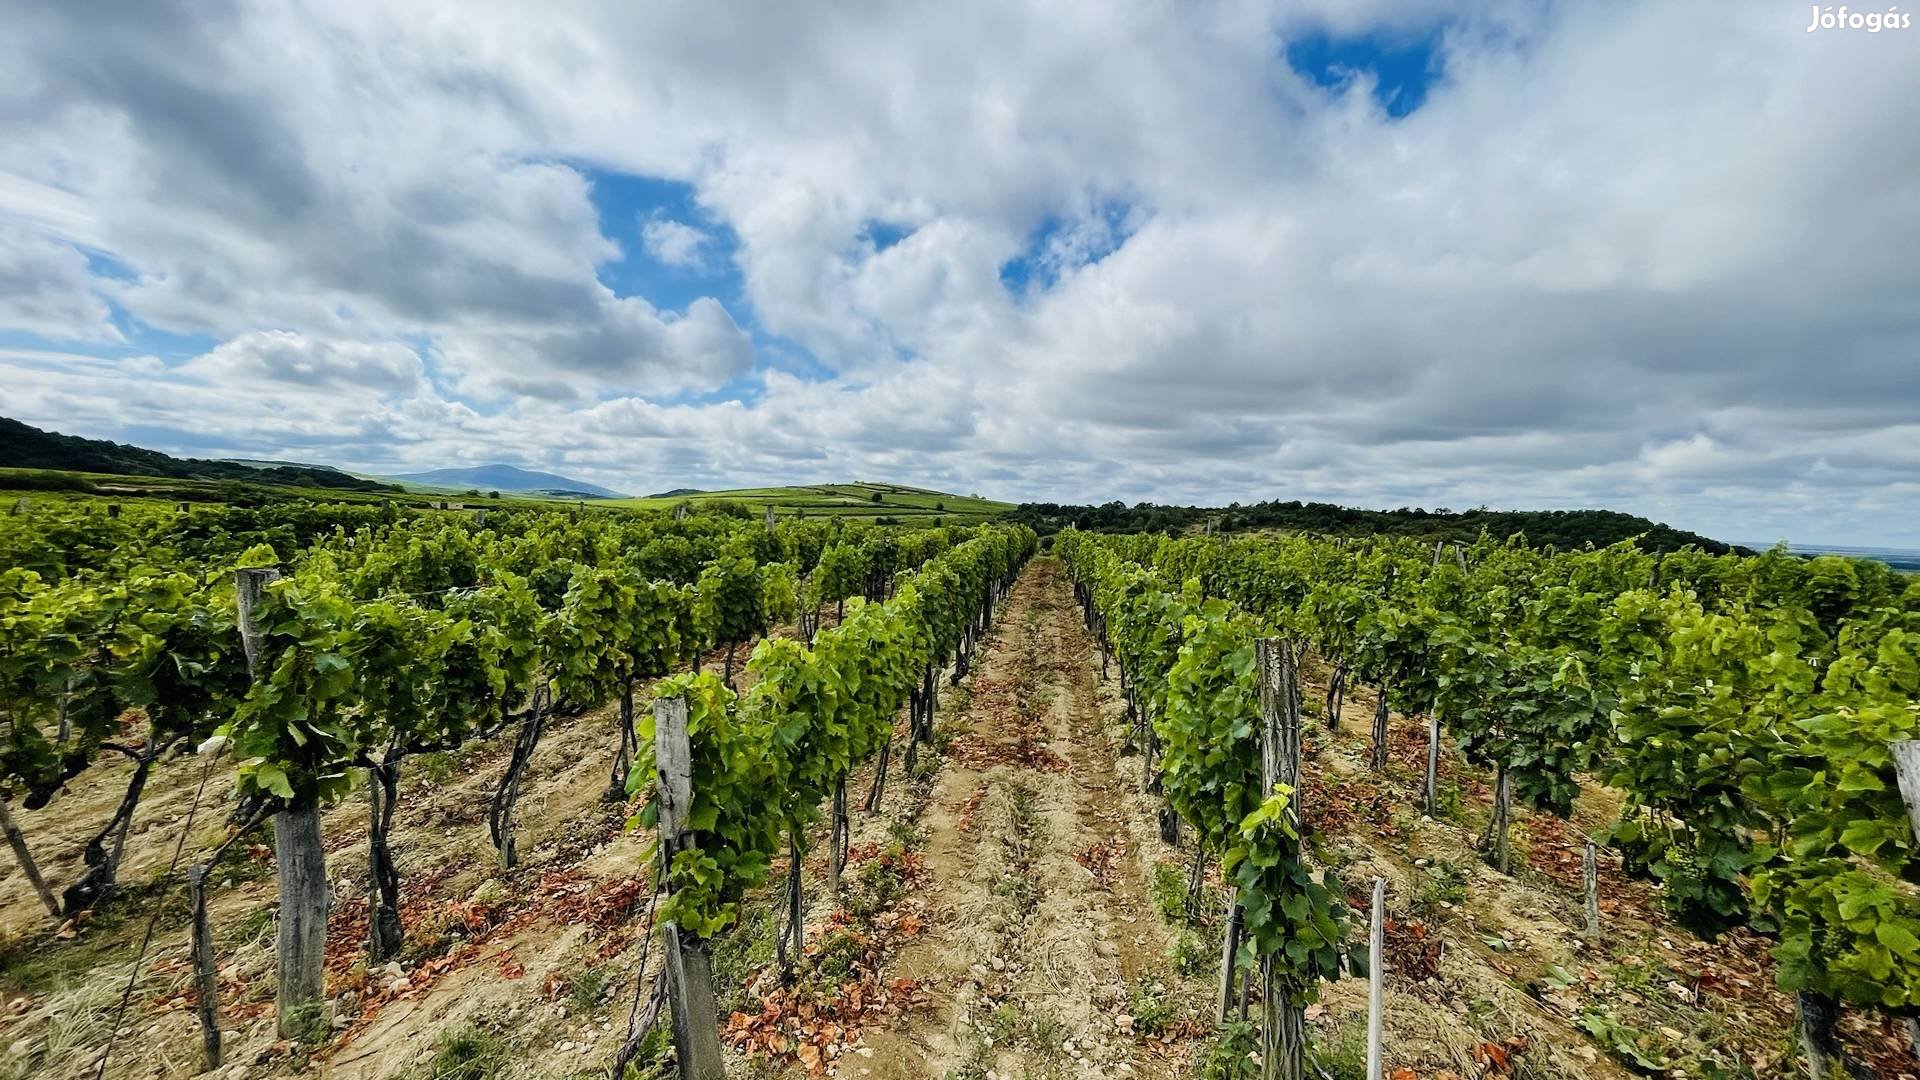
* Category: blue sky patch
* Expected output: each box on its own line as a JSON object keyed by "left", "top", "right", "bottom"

{"left": 861, "top": 220, "right": 914, "bottom": 252}
{"left": 1286, "top": 25, "right": 1448, "bottom": 118}
{"left": 1000, "top": 201, "right": 1137, "bottom": 295}
{"left": 581, "top": 165, "right": 747, "bottom": 316}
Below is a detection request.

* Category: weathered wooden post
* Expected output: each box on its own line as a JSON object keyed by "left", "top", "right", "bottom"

{"left": 1886, "top": 741, "right": 1920, "bottom": 1061}
{"left": 235, "top": 568, "right": 280, "bottom": 672}
{"left": 1216, "top": 892, "right": 1243, "bottom": 1024}
{"left": 1796, "top": 991, "right": 1844, "bottom": 1080}
{"left": 187, "top": 865, "right": 221, "bottom": 1066}
{"left": 1424, "top": 712, "right": 1441, "bottom": 815}
{"left": 765, "top": 504, "right": 776, "bottom": 531}
{"left": 1367, "top": 877, "right": 1386, "bottom": 1080}
{"left": 1256, "top": 637, "right": 1306, "bottom": 1080}
{"left": 653, "top": 696, "right": 726, "bottom": 1080}
{"left": 0, "top": 802, "right": 57, "bottom": 918}
{"left": 235, "top": 567, "right": 329, "bottom": 1040}
{"left": 1583, "top": 841, "right": 1600, "bottom": 939}
{"left": 1890, "top": 741, "right": 1920, "bottom": 844}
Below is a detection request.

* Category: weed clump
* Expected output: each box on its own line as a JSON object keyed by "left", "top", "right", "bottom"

{"left": 1127, "top": 976, "right": 1177, "bottom": 1036}
{"left": 425, "top": 1024, "right": 509, "bottom": 1080}
{"left": 1150, "top": 861, "right": 1188, "bottom": 923}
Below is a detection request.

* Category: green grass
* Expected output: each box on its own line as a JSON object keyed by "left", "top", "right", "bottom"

{"left": 1127, "top": 976, "right": 1178, "bottom": 1036}
{"left": 599, "top": 482, "right": 1013, "bottom": 521}
{"left": 423, "top": 1024, "right": 510, "bottom": 1080}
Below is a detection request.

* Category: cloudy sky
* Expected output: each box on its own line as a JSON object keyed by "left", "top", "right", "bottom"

{"left": 2, "top": 1, "right": 1916, "bottom": 545}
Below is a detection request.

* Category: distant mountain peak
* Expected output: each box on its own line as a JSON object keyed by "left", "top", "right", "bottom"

{"left": 386, "top": 463, "right": 623, "bottom": 498}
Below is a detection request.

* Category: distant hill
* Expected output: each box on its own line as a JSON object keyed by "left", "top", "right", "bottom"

{"left": 0, "top": 417, "right": 393, "bottom": 492}
{"left": 223, "top": 457, "right": 355, "bottom": 475}
{"left": 1009, "top": 499, "right": 1741, "bottom": 554}
{"left": 607, "top": 482, "right": 1012, "bottom": 521}
{"left": 386, "top": 464, "right": 622, "bottom": 498}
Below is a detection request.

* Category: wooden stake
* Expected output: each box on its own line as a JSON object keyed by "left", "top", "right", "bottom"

{"left": 1257, "top": 639, "right": 1302, "bottom": 807}
{"left": 1367, "top": 877, "right": 1386, "bottom": 1080}
{"left": 1888, "top": 740, "right": 1920, "bottom": 1066}
{"left": 1888, "top": 740, "right": 1920, "bottom": 846}
{"left": 1369, "top": 689, "right": 1390, "bottom": 771}
{"left": 237, "top": 568, "right": 329, "bottom": 1039}
{"left": 190, "top": 571, "right": 276, "bottom": 1065}
{"left": 1216, "top": 892, "right": 1242, "bottom": 1025}
{"left": 0, "top": 801, "right": 59, "bottom": 919}
{"left": 188, "top": 865, "right": 222, "bottom": 1067}
{"left": 1256, "top": 638, "right": 1305, "bottom": 1080}
{"left": 274, "top": 804, "right": 329, "bottom": 1038}
{"left": 234, "top": 568, "right": 280, "bottom": 676}
{"left": 1583, "top": 841, "right": 1601, "bottom": 939}
{"left": 1424, "top": 711, "right": 1440, "bottom": 815}
{"left": 1797, "top": 990, "right": 1843, "bottom": 1080}
{"left": 653, "top": 696, "right": 726, "bottom": 1080}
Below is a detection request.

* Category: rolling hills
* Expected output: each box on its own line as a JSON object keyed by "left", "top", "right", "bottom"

{"left": 0, "top": 417, "right": 393, "bottom": 493}
{"left": 382, "top": 464, "right": 623, "bottom": 499}
{"left": 605, "top": 482, "right": 1014, "bottom": 521}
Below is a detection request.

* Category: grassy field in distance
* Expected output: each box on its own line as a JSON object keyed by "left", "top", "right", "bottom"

{"left": 602, "top": 481, "right": 1012, "bottom": 521}
{"left": 0, "top": 469, "right": 1013, "bottom": 522}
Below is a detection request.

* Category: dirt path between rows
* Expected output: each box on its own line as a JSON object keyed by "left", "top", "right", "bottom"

{"left": 854, "top": 557, "right": 1187, "bottom": 1080}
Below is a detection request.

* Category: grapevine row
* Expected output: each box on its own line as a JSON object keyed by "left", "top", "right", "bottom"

{"left": 1059, "top": 527, "right": 1920, "bottom": 1075}
{"left": 0, "top": 495, "right": 1007, "bottom": 1062}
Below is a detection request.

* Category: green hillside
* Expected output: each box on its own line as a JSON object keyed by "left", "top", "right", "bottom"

{"left": 604, "top": 482, "right": 1012, "bottom": 521}
{"left": 0, "top": 417, "right": 391, "bottom": 492}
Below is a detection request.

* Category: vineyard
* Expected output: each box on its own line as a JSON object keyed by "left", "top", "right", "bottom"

{"left": 1, "top": 497, "right": 1917, "bottom": 1080}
